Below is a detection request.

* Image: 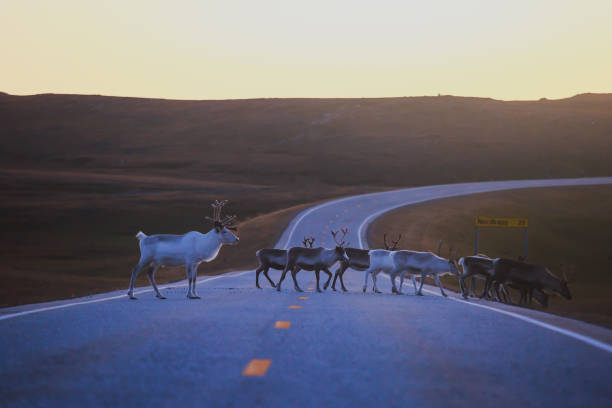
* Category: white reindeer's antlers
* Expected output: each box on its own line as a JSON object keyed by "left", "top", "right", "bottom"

{"left": 206, "top": 200, "right": 238, "bottom": 230}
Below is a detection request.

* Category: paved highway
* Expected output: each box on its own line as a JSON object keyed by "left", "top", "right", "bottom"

{"left": 2, "top": 177, "right": 612, "bottom": 407}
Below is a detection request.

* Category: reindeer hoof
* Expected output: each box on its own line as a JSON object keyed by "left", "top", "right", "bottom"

{"left": 316, "top": 288, "right": 322, "bottom": 293}
{"left": 156, "top": 295, "right": 167, "bottom": 300}
{"left": 256, "top": 285, "right": 262, "bottom": 289}
{"left": 362, "top": 287, "right": 366, "bottom": 293}
{"left": 128, "top": 295, "right": 137, "bottom": 300}
{"left": 416, "top": 292, "right": 423, "bottom": 296}
{"left": 374, "top": 290, "right": 382, "bottom": 294}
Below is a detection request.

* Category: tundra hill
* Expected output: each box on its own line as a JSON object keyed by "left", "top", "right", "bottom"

{"left": 1, "top": 92, "right": 611, "bottom": 187}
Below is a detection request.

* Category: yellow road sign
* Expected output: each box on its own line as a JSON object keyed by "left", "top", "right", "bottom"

{"left": 474, "top": 217, "right": 528, "bottom": 228}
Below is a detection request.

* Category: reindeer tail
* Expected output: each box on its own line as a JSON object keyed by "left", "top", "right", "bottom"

{"left": 135, "top": 231, "right": 147, "bottom": 241}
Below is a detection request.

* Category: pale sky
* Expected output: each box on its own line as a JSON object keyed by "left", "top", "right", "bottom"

{"left": 1, "top": 0, "right": 611, "bottom": 100}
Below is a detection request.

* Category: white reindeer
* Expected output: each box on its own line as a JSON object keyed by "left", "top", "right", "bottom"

{"left": 127, "top": 200, "right": 239, "bottom": 300}
{"left": 396, "top": 250, "right": 460, "bottom": 296}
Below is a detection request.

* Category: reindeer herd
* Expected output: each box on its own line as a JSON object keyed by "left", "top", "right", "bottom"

{"left": 256, "top": 230, "right": 572, "bottom": 308}
{"left": 128, "top": 200, "right": 572, "bottom": 309}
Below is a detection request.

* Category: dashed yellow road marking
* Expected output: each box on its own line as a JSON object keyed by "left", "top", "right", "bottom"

{"left": 242, "top": 359, "right": 271, "bottom": 376}
{"left": 299, "top": 297, "right": 309, "bottom": 300}
{"left": 305, "top": 291, "right": 313, "bottom": 293}
{"left": 289, "top": 305, "right": 301, "bottom": 309}
{"left": 274, "top": 321, "right": 291, "bottom": 329}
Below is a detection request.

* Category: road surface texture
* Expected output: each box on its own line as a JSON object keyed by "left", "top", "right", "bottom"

{"left": 2, "top": 178, "right": 612, "bottom": 407}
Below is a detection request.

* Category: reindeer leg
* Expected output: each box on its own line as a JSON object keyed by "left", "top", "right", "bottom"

{"left": 146, "top": 264, "right": 165, "bottom": 299}
{"left": 470, "top": 276, "right": 477, "bottom": 297}
{"left": 186, "top": 264, "right": 194, "bottom": 298}
{"left": 315, "top": 269, "right": 323, "bottom": 293}
{"left": 322, "top": 267, "right": 332, "bottom": 290}
{"left": 264, "top": 267, "right": 276, "bottom": 288}
{"left": 416, "top": 273, "right": 426, "bottom": 296}
{"left": 372, "top": 270, "right": 382, "bottom": 294}
{"left": 399, "top": 271, "right": 405, "bottom": 293}
{"left": 459, "top": 272, "right": 469, "bottom": 298}
{"left": 255, "top": 266, "right": 264, "bottom": 289}
{"left": 390, "top": 268, "right": 401, "bottom": 294}
{"left": 191, "top": 264, "right": 201, "bottom": 298}
{"left": 500, "top": 284, "right": 511, "bottom": 303}
{"left": 276, "top": 265, "right": 291, "bottom": 292}
{"left": 433, "top": 274, "right": 447, "bottom": 297}
{"left": 291, "top": 266, "right": 303, "bottom": 292}
{"left": 187, "top": 264, "right": 200, "bottom": 299}
{"left": 363, "top": 267, "right": 374, "bottom": 293}
{"left": 339, "top": 267, "right": 348, "bottom": 292}
{"left": 331, "top": 266, "right": 340, "bottom": 291}
{"left": 128, "top": 259, "right": 149, "bottom": 299}
{"left": 479, "top": 277, "right": 492, "bottom": 299}
{"left": 411, "top": 275, "right": 418, "bottom": 295}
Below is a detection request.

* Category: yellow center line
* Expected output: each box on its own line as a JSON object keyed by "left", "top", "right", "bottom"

{"left": 242, "top": 359, "right": 271, "bottom": 376}
{"left": 289, "top": 305, "right": 301, "bottom": 309}
{"left": 299, "top": 296, "right": 309, "bottom": 300}
{"left": 274, "top": 321, "right": 291, "bottom": 329}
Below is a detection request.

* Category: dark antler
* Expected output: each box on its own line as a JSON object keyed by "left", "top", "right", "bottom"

{"left": 303, "top": 236, "right": 316, "bottom": 248}
{"left": 390, "top": 234, "right": 402, "bottom": 250}
{"left": 331, "top": 228, "right": 348, "bottom": 247}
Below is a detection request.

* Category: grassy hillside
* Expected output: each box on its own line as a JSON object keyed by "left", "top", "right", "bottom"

{"left": 1, "top": 92, "right": 611, "bottom": 186}
{"left": 367, "top": 186, "right": 612, "bottom": 328}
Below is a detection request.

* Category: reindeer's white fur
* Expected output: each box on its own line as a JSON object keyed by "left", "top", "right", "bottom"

{"left": 394, "top": 250, "right": 460, "bottom": 296}
{"left": 362, "top": 249, "right": 395, "bottom": 293}
{"left": 127, "top": 228, "right": 238, "bottom": 299}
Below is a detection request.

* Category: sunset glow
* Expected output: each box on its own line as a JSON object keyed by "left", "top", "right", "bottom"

{"left": 2, "top": 0, "right": 611, "bottom": 100}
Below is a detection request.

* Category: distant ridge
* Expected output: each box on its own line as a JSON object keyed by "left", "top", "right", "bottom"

{"left": 1, "top": 91, "right": 611, "bottom": 103}
{"left": 1, "top": 91, "right": 610, "bottom": 188}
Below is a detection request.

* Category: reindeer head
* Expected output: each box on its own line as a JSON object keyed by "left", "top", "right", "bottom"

{"left": 331, "top": 228, "right": 350, "bottom": 262}
{"left": 205, "top": 199, "right": 239, "bottom": 245}
{"left": 447, "top": 247, "right": 460, "bottom": 276}
{"left": 383, "top": 233, "right": 402, "bottom": 250}
{"left": 302, "top": 236, "right": 316, "bottom": 248}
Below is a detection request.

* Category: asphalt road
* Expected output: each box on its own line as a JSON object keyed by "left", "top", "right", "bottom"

{"left": 2, "top": 177, "right": 612, "bottom": 407}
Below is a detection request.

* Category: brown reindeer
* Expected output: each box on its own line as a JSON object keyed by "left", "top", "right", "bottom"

{"left": 277, "top": 229, "right": 349, "bottom": 292}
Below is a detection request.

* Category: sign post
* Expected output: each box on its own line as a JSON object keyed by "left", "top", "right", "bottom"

{"left": 474, "top": 217, "right": 529, "bottom": 258}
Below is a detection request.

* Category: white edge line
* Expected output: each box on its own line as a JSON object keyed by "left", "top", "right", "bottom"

{"left": 0, "top": 270, "right": 252, "bottom": 321}
{"left": 378, "top": 274, "right": 612, "bottom": 354}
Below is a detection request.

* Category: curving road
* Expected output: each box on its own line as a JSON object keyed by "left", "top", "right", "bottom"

{"left": 1, "top": 177, "right": 612, "bottom": 407}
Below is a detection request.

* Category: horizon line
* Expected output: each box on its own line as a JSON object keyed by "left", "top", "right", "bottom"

{"left": 2, "top": 90, "right": 611, "bottom": 103}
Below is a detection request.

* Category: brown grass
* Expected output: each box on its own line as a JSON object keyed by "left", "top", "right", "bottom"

{"left": 368, "top": 185, "right": 612, "bottom": 328}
